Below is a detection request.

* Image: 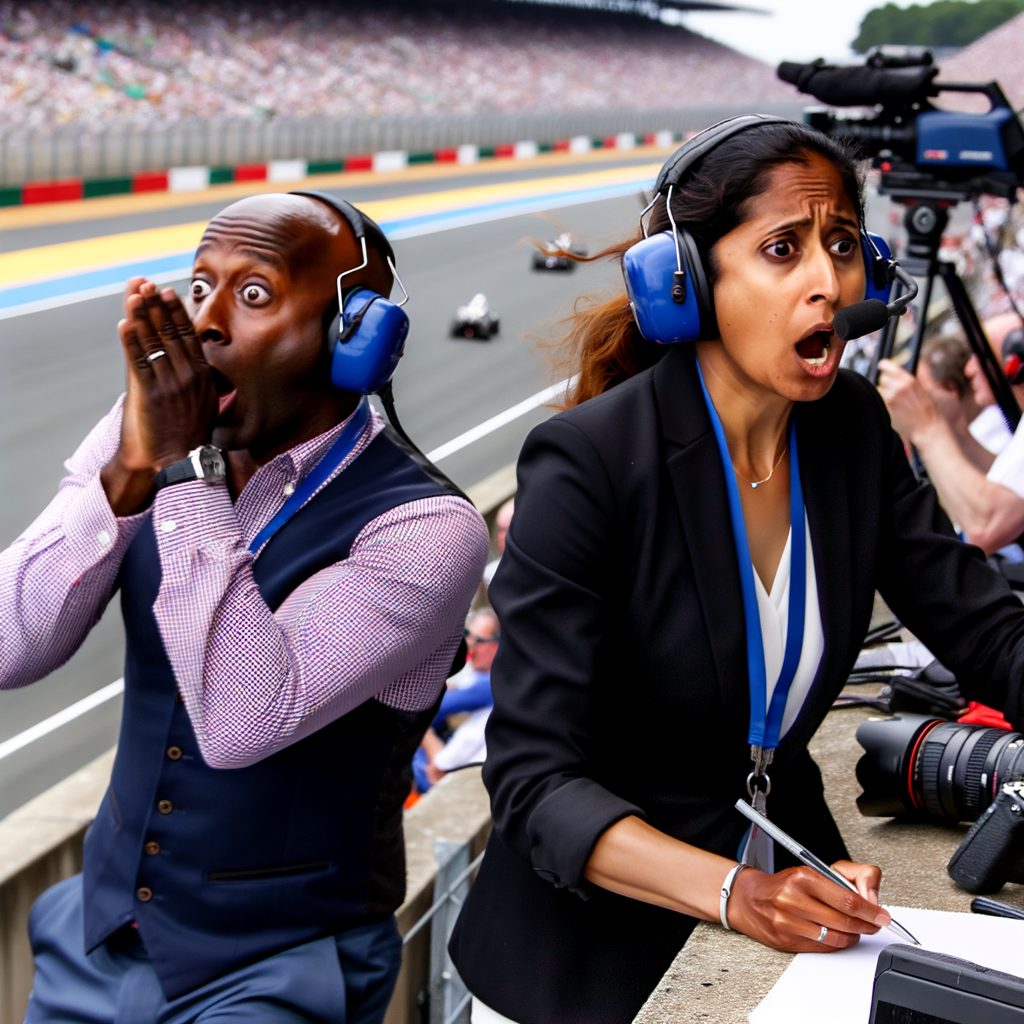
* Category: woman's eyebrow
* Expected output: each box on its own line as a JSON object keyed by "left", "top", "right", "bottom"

{"left": 766, "top": 212, "right": 859, "bottom": 234}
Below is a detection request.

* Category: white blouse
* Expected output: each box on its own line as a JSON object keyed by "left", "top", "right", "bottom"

{"left": 752, "top": 511, "right": 824, "bottom": 739}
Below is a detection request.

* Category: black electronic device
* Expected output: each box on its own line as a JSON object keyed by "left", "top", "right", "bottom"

{"left": 777, "top": 51, "right": 1024, "bottom": 430}
{"left": 870, "top": 944, "right": 1024, "bottom": 1023}
{"left": 949, "top": 779, "right": 1024, "bottom": 893}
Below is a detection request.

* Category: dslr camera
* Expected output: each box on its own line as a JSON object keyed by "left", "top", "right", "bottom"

{"left": 948, "top": 780, "right": 1024, "bottom": 893}
{"left": 856, "top": 715, "right": 1024, "bottom": 893}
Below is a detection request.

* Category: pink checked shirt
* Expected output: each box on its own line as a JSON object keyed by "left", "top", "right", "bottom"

{"left": 0, "top": 398, "right": 490, "bottom": 768}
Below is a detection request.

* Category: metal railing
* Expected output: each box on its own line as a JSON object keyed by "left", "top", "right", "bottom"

{"left": 403, "top": 839, "right": 485, "bottom": 1024}
{"left": 0, "top": 103, "right": 805, "bottom": 187}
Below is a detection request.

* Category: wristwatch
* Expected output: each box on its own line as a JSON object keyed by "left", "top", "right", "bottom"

{"left": 153, "top": 445, "right": 227, "bottom": 491}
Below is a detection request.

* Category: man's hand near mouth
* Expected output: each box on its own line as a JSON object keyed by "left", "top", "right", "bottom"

{"left": 101, "top": 277, "right": 220, "bottom": 517}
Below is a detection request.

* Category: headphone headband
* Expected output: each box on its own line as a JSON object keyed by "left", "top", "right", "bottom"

{"left": 654, "top": 115, "right": 800, "bottom": 195}
{"left": 289, "top": 189, "right": 396, "bottom": 267}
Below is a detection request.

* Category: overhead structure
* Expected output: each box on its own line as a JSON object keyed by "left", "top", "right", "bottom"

{"left": 482, "top": 0, "right": 761, "bottom": 16}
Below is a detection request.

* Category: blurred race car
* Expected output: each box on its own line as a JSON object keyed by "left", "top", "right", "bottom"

{"left": 532, "top": 232, "right": 588, "bottom": 271}
{"left": 451, "top": 293, "right": 500, "bottom": 339}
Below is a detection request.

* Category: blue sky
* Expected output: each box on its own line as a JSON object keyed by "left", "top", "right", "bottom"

{"left": 675, "top": 0, "right": 907, "bottom": 66}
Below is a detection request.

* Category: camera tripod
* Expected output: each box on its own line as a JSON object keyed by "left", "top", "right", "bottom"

{"left": 866, "top": 197, "right": 1022, "bottom": 432}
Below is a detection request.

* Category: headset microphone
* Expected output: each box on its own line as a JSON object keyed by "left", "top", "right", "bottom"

{"left": 833, "top": 264, "right": 919, "bottom": 342}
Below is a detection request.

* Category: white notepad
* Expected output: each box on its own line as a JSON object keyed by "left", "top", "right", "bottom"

{"left": 748, "top": 904, "right": 1024, "bottom": 1024}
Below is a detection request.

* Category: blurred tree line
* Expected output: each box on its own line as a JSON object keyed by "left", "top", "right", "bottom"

{"left": 854, "top": 0, "right": 1024, "bottom": 52}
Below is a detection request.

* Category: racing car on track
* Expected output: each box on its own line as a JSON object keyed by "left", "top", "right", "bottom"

{"left": 532, "top": 232, "right": 588, "bottom": 271}
{"left": 451, "top": 293, "right": 500, "bottom": 339}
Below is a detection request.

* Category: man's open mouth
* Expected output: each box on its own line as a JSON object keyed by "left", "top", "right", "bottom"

{"left": 795, "top": 328, "right": 833, "bottom": 369}
{"left": 210, "top": 367, "right": 237, "bottom": 417}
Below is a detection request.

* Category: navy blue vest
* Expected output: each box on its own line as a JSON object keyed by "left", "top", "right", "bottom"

{"left": 82, "top": 428, "right": 463, "bottom": 998}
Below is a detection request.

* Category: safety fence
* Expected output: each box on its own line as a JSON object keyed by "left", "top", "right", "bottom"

{"left": 0, "top": 103, "right": 805, "bottom": 191}
{"left": 401, "top": 841, "right": 485, "bottom": 1024}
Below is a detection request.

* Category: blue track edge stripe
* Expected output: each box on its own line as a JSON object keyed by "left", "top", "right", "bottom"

{"left": 0, "top": 176, "right": 654, "bottom": 318}
{"left": 0, "top": 253, "right": 195, "bottom": 310}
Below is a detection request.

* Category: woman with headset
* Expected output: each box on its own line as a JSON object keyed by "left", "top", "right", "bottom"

{"left": 449, "top": 117, "right": 1024, "bottom": 1024}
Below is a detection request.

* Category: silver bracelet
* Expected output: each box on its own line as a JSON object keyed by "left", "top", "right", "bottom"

{"left": 720, "top": 863, "right": 746, "bottom": 931}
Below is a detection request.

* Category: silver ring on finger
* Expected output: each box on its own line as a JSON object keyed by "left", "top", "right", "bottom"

{"left": 146, "top": 349, "right": 168, "bottom": 364}
{"left": 815, "top": 926, "right": 829, "bottom": 944}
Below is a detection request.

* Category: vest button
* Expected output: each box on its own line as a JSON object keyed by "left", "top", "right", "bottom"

{"left": 166, "top": 746, "right": 183, "bottom": 760}
{"left": 136, "top": 887, "right": 153, "bottom": 902}
{"left": 157, "top": 799, "right": 173, "bottom": 814}
{"left": 144, "top": 841, "right": 160, "bottom": 855}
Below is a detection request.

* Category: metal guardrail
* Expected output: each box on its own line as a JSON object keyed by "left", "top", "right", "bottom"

{"left": 0, "top": 103, "right": 805, "bottom": 187}
{"left": 404, "top": 839, "right": 485, "bottom": 1024}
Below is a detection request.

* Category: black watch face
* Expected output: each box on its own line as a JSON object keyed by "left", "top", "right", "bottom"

{"left": 199, "top": 447, "right": 226, "bottom": 481}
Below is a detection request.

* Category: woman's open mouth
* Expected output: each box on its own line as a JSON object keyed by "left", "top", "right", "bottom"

{"left": 210, "top": 367, "right": 237, "bottom": 418}
{"left": 795, "top": 326, "right": 837, "bottom": 376}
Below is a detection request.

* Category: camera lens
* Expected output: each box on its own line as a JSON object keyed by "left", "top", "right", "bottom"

{"left": 856, "top": 714, "right": 1024, "bottom": 822}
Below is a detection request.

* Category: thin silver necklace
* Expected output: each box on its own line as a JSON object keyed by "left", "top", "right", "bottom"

{"left": 734, "top": 443, "right": 788, "bottom": 490}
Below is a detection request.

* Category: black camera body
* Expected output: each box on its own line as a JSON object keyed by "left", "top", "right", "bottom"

{"left": 948, "top": 780, "right": 1024, "bottom": 894}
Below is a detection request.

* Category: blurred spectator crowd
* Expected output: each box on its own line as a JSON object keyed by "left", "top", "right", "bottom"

{"left": 0, "top": 0, "right": 794, "bottom": 130}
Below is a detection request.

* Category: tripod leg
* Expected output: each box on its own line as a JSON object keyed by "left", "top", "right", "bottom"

{"left": 867, "top": 279, "right": 904, "bottom": 385}
{"left": 905, "top": 271, "right": 935, "bottom": 377}
{"left": 938, "top": 262, "right": 1021, "bottom": 431}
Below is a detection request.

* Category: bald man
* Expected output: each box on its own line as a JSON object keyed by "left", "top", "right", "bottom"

{"left": 0, "top": 193, "right": 488, "bottom": 1023}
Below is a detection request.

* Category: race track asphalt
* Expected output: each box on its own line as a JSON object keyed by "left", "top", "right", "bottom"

{"left": 0, "top": 160, "right": 644, "bottom": 818}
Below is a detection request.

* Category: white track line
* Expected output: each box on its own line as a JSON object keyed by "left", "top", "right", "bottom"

{"left": 2, "top": 380, "right": 572, "bottom": 756}
{"left": 426, "top": 377, "right": 572, "bottom": 462}
{"left": 0, "top": 678, "right": 123, "bottom": 761}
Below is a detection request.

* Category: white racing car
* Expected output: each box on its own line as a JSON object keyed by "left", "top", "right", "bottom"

{"left": 532, "top": 232, "right": 588, "bottom": 271}
{"left": 451, "top": 293, "right": 500, "bottom": 339}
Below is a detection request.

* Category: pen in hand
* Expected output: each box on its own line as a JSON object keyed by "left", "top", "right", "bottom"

{"left": 733, "top": 799, "right": 921, "bottom": 947}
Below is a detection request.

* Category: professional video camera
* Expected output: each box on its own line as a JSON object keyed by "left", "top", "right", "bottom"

{"left": 778, "top": 51, "right": 1024, "bottom": 431}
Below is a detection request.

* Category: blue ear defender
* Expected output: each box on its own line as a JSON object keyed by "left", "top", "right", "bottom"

{"left": 621, "top": 115, "right": 904, "bottom": 346}
{"left": 862, "top": 231, "right": 894, "bottom": 303}
{"left": 289, "top": 189, "right": 410, "bottom": 396}
{"left": 325, "top": 229, "right": 410, "bottom": 395}
{"left": 623, "top": 184, "right": 716, "bottom": 346}
{"left": 325, "top": 242, "right": 410, "bottom": 395}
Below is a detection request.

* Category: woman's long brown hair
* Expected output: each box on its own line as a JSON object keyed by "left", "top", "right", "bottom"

{"left": 547, "top": 234, "right": 662, "bottom": 408}
{"left": 548, "top": 122, "right": 866, "bottom": 409}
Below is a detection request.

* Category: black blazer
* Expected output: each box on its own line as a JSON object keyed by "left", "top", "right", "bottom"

{"left": 450, "top": 345, "right": 1024, "bottom": 1024}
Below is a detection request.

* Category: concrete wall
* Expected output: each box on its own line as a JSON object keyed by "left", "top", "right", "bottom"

{"left": 0, "top": 464, "right": 516, "bottom": 1024}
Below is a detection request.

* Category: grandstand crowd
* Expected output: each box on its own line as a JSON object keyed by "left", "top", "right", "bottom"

{"left": 0, "top": 1, "right": 793, "bottom": 130}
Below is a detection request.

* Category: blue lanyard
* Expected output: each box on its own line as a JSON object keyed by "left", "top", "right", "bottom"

{"left": 249, "top": 397, "right": 371, "bottom": 556}
{"left": 695, "top": 361, "right": 806, "bottom": 752}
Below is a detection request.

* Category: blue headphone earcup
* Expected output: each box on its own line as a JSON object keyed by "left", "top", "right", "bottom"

{"left": 622, "top": 230, "right": 713, "bottom": 345}
{"left": 328, "top": 288, "right": 409, "bottom": 395}
{"left": 862, "top": 232, "right": 894, "bottom": 303}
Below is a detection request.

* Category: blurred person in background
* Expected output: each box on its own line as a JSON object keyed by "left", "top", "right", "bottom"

{"left": 483, "top": 498, "right": 514, "bottom": 586}
{"left": 879, "top": 319, "right": 1024, "bottom": 555}
{"left": 0, "top": 193, "right": 487, "bottom": 1024}
{"left": 415, "top": 609, "right": 500, "bottom": 792}
{"left": 915, "top": 331, "right": 1000, "bottom": 471}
